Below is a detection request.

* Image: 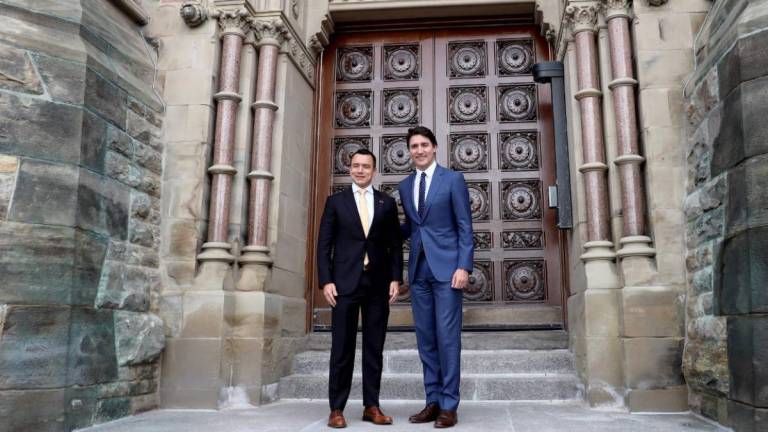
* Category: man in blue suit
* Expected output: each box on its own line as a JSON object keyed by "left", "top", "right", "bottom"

{"left": 398, "top": 126, "right": 473, "bottom": 428}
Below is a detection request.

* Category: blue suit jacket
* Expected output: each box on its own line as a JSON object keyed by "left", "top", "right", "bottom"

{"left": 398, "top": 164, "right": 474, "bottom": 283}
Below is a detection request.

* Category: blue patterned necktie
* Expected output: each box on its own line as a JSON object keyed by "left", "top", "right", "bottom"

{"left": 418, "top": 171, "right": 427, "bottom": 218}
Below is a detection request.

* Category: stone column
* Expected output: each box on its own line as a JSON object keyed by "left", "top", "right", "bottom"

{"left": 238, "top": 19, "right": 289, "bottom": 291}
{"left": 564, "top": 2, "right": 624, "bottom": 407}
{"left": 604, "top": 0, "right": 655, "bottom": 263}
{"left": 567, "top": 2, "right": 620, "bottom": 289}
{"left": 198, "top": 9, "right": 250, "bottom": 264}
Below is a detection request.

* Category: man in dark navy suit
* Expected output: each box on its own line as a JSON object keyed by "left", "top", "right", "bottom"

{"left": 317, "top": 148, "right": 403, "bottom": 428}
{"left": 398, "top": 126, "right": 473, "bottom": 428}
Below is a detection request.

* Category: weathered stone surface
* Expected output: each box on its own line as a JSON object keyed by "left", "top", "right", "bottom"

{"left": 72, "top": 230, "right": 109, "bottom": 306}
{"left": 728, "top": 315, "right": 768, "bottom": 408}
{"left": 687, "top": 139, "right": 712, "bottom": 191}
{"left": 0, "top": 222, "right": 74, "bottom": 304}
{"left": 129, "top": 219, "right": 158, "bottom": 248}
{"left": 84, "top": 68, "right": 126, "bottom": 128}
{"left": 81, "top": 109, "right": 107, "bottom": 173}
{"left": 136, "top": 167, "right": 161, "bottom": 198}
{"left": 0, "top": 306, "right": 70, "bottom": 389}
{"left": 713, "top": 78, "right": 768, "bottom": 177}
{"left": 683, "top": 320, "right": 729, "bottom": 396}
{"left": 32, "top": 53, "right": 86, "bottom": 104}
{"left": 95, "top": 397, "right": 131, "bottom": 424}
{"left": 0, "top": 388, "right": 66, "bottom": 432}
{"left": 0, "top": 43, "right": 43, "bottom": 94}
{"left": 0, "top": 93, "right": 82, "bottom": 164}
{"left": 741, "top": 77, "right": 768, "bottom": 160}
{"left": 106, "top": 125, "right": 134, "bottom": 159}
{"left": 67, "top": 307, "right": 117, "bottom": 385}
{"left": 76, "top": 170, "right": 130, "bottom": 239}
{"left": 95, "top": 262, "right": 151, "bottom": 312}
{"left": 0, "top": 155, "right": 18, "bottom": 220}
{"left": 126, "top": 108, "right": 162, "bottom": 150}
{"left": 711, "top": 86, "right": 744, "bottom": 176}
{"left": 105, "top": 151, "right": 138, "bottom": 188}
{"left": 718, "top": 29, "right": 768, "bottom": 99}
{"left": 623, "top": 337, "right": 685, "bottom": 389}
{"left": 728, "top": 399, "right": 768, "bottom": 432}
{"left": 114, "top": 311, "right": 165, "bottom": 366}
{"left": 9, "top": 158, "right": 78, "bottom": 226}
{"left": 717, "top": 227, "right": 768, "bottom": 315}
{"left": 133, "top": 141, "right": 162, "bottom": 174}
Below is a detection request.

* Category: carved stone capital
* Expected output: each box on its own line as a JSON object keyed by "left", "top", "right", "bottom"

{"left": 602, "top": 0, "right": 632, "bottom": 20}
{"left": 180, "top": 1, "right": 208, "bottom": 27}
{"left": 251, "top": 19, "right": 290, "bottom": 48}
{"left": 215, "top": 9, "right": 250, "bottom": 38}
{"left": 308, "top": 34, "right": 325, "bottom": 57}
{"left": 565, "top": 2, "right": 600, "bottom": 34}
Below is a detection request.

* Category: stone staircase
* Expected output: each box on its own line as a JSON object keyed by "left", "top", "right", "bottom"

{"left": 279, "top": 331, "right": 583, "bottom": 402}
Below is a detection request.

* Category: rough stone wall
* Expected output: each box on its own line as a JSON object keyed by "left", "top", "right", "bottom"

{"left": 683, "top": 0, "right": 768, "bottom": 429}
{"left": 0, "top": 1, "right": 165, "bottom": 430}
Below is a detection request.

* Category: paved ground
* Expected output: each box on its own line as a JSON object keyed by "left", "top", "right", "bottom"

{"left": 78, "top": 400, "right": 729, "bottom": 432}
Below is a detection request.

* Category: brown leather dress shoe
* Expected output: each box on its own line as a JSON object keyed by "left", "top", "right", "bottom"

{"left": 328, "top": 409, "right": 347, "bottom": 428}
{"left": 408, "top": 403, "right": 440, "bottom": 423}
{"left": 434, "top": 410, "right": 458, "bottom": 428}
{"left": 362, "top": 406, "right": 393, "bottom": 425}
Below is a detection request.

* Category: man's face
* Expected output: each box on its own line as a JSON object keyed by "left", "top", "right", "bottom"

{"left": 349, "top": 153, "right": 375, "bottom": 188}
{"left": 408, "top": 134, "right": 437, "bottom": 171}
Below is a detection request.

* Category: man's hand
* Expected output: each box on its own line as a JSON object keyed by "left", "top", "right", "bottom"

{"left": 451, "top": 269, "right": 469, "bottom": 289}
{"left": 323, "top": 283, "right": 338, "bottom": 307}
{"left": 389, "top": 281, "right": 400, "bottom": 304}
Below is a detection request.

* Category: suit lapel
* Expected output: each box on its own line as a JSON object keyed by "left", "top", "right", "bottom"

{"left": 368, "top": 189, "right": 385, "bottom": 235}
{"left": 341, "top": 187, "right": 366, "bottom": 237}
{"left": 421, "top": 164, "right": 445, "bottom": 220}
{"left": 401, "top": 172, "right": 421, "bottom": 224}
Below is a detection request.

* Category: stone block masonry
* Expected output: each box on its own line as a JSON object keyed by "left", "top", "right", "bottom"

{"left": 683, "top": 1, "right": 768, "bottom": 430}
{"left": 0, "top": 1, "right": 165, "bottom": 431}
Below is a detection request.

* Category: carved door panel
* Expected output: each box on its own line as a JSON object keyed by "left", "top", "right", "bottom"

{"left": 310, "top": 26, "right": 563, "bottom": 330}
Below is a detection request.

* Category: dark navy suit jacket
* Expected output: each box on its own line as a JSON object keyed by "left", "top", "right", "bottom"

{"left": 398, "top": 164, "right": 474, "bottom": 283}
{"left": 317, "top": 187, "right": 403, "bottom": 296}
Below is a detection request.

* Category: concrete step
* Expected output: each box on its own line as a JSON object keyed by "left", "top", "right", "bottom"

{"left": 279, "top": 373, "right": 582, "bottom": 401}
{"left": 291, "top": 349, "right": 575, "bottom": 375}
{"left": 307, "top": 330, "right": 568, "bottom": 351}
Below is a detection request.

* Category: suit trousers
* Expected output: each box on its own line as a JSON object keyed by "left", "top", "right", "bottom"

{"left": 328, "top": 270, "right": 390, "bottom": 410}
{"left": 411, "top": 251, "right": 463, "bottom": 411}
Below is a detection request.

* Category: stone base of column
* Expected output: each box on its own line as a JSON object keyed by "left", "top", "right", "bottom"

{"left": 198, "top": 241, "right": 236, "bottom": 262}
{"left": 616, "top": 235, "right": 655, "bottom": 258}
{"left": 581, "top": 241, "right": 621, "bottom": 289}
{"left": 237, "top": 246, "right": 272, "bottom": 291}
{"left": 616, "top": 236, "right": 657, "bottom": 286}
{"left": 193, "top": 260, "right": 235, "bottom": 291}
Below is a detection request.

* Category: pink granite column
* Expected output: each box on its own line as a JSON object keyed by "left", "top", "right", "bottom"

{"left": 198, "top": 10, "right": 249, "bottom": 263}
{"left": 239, "top": 19, "right": 289, "bottom": 281}
{"left": 567, "top": 3, "right": 616, "bottom": 268}
{"left": 605, "top": 1, "right": 655, "bottom": 258}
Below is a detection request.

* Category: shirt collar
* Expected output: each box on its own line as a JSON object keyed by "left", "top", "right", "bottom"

{"left": 352, "top": 182, "right": 373, "bottom": 195}
{"left": 416, "top": 160, "right": 437, "bottom": 178}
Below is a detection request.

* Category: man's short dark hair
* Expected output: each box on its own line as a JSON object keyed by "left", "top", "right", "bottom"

{"left": 350, "top": 147, "right": 376, "bottom": 168}
{"left": 407, "top": 126, "right": 438, "bottom": 147}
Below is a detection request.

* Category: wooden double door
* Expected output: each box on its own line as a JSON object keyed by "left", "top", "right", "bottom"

{"left": 310, "top": 25, "right": 565, "bottom": 330}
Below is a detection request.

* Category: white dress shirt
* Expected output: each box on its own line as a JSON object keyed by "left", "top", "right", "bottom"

{"left": 352, "top": 183, "right": 374, "bottom": 231}
{"left": 413, "top": 159, "right": 437, "bottom": 211}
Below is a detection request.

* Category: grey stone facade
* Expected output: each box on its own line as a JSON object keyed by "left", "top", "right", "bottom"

{"left": 684, "top": 0, "right": 768, "bottom": 430}
{"left": 0, "top": 1, "right": 165, "bottom": 431}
